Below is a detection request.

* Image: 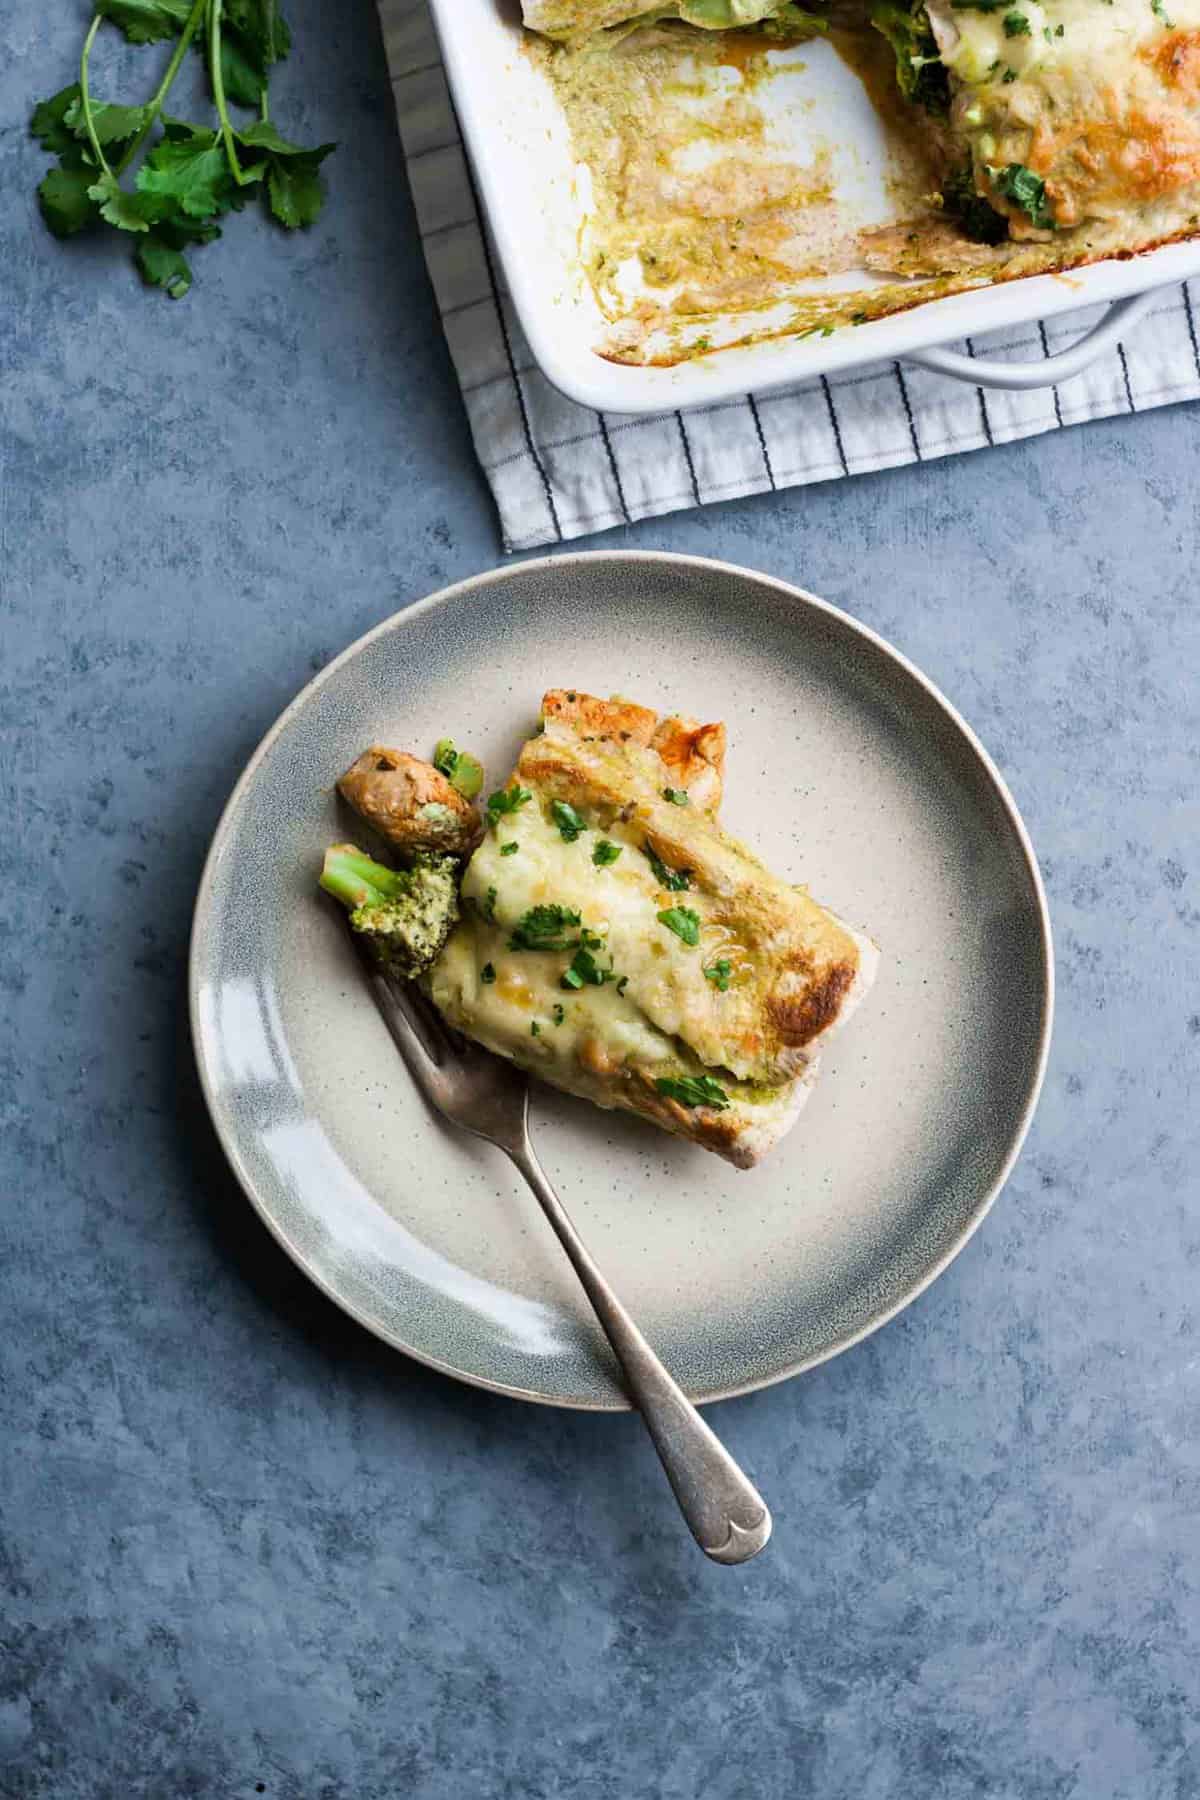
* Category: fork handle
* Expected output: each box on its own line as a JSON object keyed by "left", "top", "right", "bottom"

{"left": 509, "top": 1143, "right": 771, "bottom": 1565}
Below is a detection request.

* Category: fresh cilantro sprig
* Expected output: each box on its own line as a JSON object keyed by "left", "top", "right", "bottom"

{"left": 31, "top": 0, "right": 334, "bottom": 299}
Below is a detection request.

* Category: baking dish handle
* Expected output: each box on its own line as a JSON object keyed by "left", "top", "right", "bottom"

{"left": 906, "top": 288, "right": 1158, "bottom": 391}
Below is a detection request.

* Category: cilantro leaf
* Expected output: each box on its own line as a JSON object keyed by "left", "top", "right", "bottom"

{"left": 135, "top": 231, "right": 193, "bottom": 298}
{"left": 218, "top": 32, "right": 267, "bottom": 108}
{"left": 1002, "top": 9, "right": 1030, "bottom": 32}
{"left": 225, "top": 0, "right": 292, "bottom": 68}
{"left": 593, "top": 839, "right": 622, "bottom": 866}
{"left": 644, "top": 841, "right": 691, "bottom": 891}
{"left": 88, "top": 171, "right": 156, "bottom": 233}
{"left": 561, "top": 946, "right": 615, "bottom": 990}
{"left": 988, "top": 161, "right": 1055, "bottom": 229}
{"left": 703, "top": 959, "right": 732, "bottom": 992}
{"left": 550, "top": 799, "right": 586, "bottom": 843}
{"left": 655, "top": 1074, "right": 730, "bottom": 1111}
{"left": 64, "top": 95, "right": 150, "bottom": 146}
{"left": 657, "top": 906, "right": 701, "bottom": 947}
{"left": 509, "top": 904, "right": 582, "bottom": 951}
{"left": 37, "top": 162, "right": 100, "bottom": 237}
{"left": 487, "top": 785, "right": 533, "bottom": 828}
{"left": 662, "top": 787, "right": 689, "bottom": 806}
{"left": 32, "top": 86, "right": 83, "bottom": 156}
{"left": 268, "top": 155, "right": 328, "bottom": 228}
{"left": 236, "top": 122, "right": 335, "bottom": 231}
{"left": 137, "top": 123, "right": 237, "bottom": 220}
{"left": 97, "top": 0, "right": 194, "bottom": 43}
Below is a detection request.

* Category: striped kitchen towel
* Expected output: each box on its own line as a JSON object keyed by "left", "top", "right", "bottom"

{"left": 378, "top": 0, "right": 1200, "bottom": 552}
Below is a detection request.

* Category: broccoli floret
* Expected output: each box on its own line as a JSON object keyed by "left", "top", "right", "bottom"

{"left": 320, "top": 844, "right": 460, "bottom": 980}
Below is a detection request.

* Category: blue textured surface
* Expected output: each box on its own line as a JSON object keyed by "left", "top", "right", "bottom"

{"left": 2, "top": 3, "right": 1199, "bottom": 1795}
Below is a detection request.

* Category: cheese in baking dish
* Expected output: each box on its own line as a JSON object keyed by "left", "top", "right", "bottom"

{"left": 522, "top": 0, "right": 1200, "bottom": 335}
{"left": 427, "top": 690, "right": 877, "bottom": 1168}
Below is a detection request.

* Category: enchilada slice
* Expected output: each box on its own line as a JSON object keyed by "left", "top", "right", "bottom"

{"left": 427, "top": 691, "right": 876, "bottom": 1168}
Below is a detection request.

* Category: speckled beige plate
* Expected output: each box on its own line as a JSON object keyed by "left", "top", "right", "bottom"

{"left": 190, "top": 552, "right": 1052, "bottom": 1410}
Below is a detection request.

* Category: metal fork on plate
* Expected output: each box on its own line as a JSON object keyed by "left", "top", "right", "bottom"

{"left": 361, "top": 956, "right": 772, "bottom": 1565}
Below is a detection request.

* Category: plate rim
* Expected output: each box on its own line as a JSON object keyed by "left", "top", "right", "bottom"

{"left": 189, "top": 550, "right": 1055, "bottom": 1412}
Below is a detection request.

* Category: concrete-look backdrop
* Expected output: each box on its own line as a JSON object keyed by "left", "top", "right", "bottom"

{"left": 2, "top": 2, "right": 1198, "bottom": 1797}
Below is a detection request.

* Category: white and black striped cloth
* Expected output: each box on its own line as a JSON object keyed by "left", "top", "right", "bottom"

{"left": 379, "top": 0, "right": 1200, "bottom": 552}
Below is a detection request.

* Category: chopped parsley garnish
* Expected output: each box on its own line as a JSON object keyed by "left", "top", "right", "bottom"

{"left": 644, "top": 842, "right": 692, "bottom": 892}
{"left": 486, "top": 784, "right": 532, "bottom": 828}
{"left": 657, "top": 906, "right": 701, "bottom": 947}
{"left": 552, "top": 1003, "right": 565, "bottom": 1026}
{"left": 704, "top": 959, "right": 732, "bottom": 992}
{"left": 1003, "top": 10, "right": 1030, "bottom": 33}
{"left": 988, "top": 161, "right": 1055, "bottom": 228}
{"left": 482, "top": 886, "right": 497, "bottom": 922}
{"left": 1002, "top": 65, "right": 1019, "bottom": 79}
{"left": 561, "top": 946, "right": 615, "bottom": 990}
{"left": 662, "top": 787, "right": 689, "bottom": 806}
{"left": 481, "top": 962, "right": 496, "bottom": 984}
{"left": 1152, "top": 0, "right": 1173, "bottom": 22}
{"left": 655, "top": 1075, "right": 730, "bottom": 1111}
{"left": 593, "top": 839, "right": 622, "bottom": 866}
{"left": 550, "top": 799, "right": 586, "bottom": 842}
{"left": 500, "top": 841, "right": 518, "bottom": 856}
{"left": 530, "top": 1021, "right": 541, "bottom": 1037}
{"left": 508, "top": 904, "right": 582, "bottom": 951}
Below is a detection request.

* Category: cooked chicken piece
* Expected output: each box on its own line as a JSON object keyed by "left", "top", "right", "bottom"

{"left": 337, "top": 748, "right": 482, "bottom": 856}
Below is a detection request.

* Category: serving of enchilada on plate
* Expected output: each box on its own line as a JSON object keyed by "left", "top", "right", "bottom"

{"left": 323, "top": 688, "right": 878, "bottom": 1168}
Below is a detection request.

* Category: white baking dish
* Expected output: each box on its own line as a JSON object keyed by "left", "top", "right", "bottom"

{"left": 428, "top": 0, "right": 1200, "bottom": 413}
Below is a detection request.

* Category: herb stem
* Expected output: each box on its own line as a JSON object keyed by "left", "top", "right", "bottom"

{"left": 209, "top": 0, "right": 255, "bottom": 185}
{"left": 114, "top": 0, "right": 211, "bottom": 176}
{"left": 78, "top": 13, "right": 112, "bottom": 178}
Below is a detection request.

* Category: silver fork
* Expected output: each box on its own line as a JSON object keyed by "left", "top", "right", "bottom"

{"left": 361, "top": 958, "right": 772, "bottom": 1565}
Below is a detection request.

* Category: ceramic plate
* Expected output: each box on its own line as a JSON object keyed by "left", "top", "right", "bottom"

{"left": 190, "top": 553, "right": 1052, "bottom": 1410}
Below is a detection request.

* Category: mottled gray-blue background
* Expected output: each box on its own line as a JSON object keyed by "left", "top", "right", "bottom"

{"left": 3, "top": 2, "right": 1199, "bottom": 1796}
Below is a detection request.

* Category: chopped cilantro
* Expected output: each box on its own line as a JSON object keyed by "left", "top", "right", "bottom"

{"left": 1002, "top": 65, "right": 1019, "bottom": 79}
{"left": 988, "top": 161, "right": 1055, "bottom": 228}
{"left": 550, "top": 799, "right": 586, "bottom": 842}
{"left": 561, "top": 946, "right": 615, "bottom": 990}
{"left": 552, "top": 1003, "right": 565, "bottom": 1026}
{"left": 644, "top": 842, "right": 692, "bottom": 892}
{"left": 655, "top": 1075, "right": 730, "bottom": 1111}
{"left": 508, "top": 904, "right": 582, "bottom": 951}
{"left": 1152, "top": 0, "right": 1173, "bottom": 21}
{"left": 593, "top": 839, "right": 622, "bottom": 866}
{"left": 481, "top": 962, "right": 496, "bottom": 984}
{"left": 530, "top": 1021, "right": 541, "bottom": 1037}
{"left": 704, "top": 959, "right": 732, "bottom": 992}
{"left": 482, "top": 886, "right": 497, "bottom": 923}
{"left": 500, "top": 841, "right": 518, "bottom": 857}
{"left": 486, "top": 784, "right": 532, "bottom": 828}
{"left": 662, "top": 787, "right": 689, "bottom": 806}
{"left": 657, "top": 906, "right": 701, "bottom": 947}
{"left": 1003, "top": 10, "right": 1030, "bottom": 33}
